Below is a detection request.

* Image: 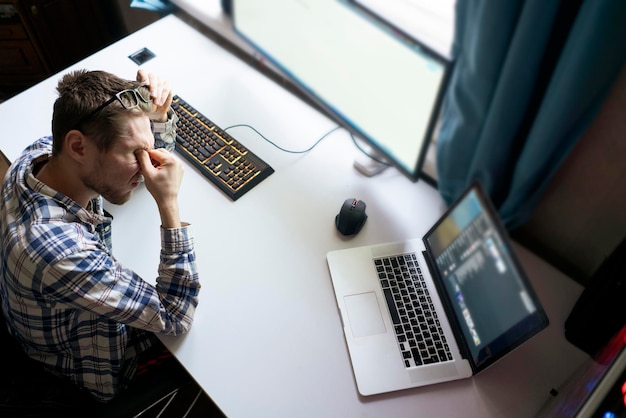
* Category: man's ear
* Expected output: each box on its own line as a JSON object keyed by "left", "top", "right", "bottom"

{"left": 64, "top": 130, "right": 89, "bottom": 163}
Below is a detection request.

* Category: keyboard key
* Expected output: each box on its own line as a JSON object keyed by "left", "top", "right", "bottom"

{"left": 375, "top": 253, "right": 453, "bottom": 369}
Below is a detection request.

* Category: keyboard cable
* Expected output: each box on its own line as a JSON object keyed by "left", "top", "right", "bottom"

{"left": 223, "top": 123, "right": 392, "bottom": 166}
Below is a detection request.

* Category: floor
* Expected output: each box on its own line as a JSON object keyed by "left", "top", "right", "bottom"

{"left": 0, "top": 2, "right": 160, "bottom": 103}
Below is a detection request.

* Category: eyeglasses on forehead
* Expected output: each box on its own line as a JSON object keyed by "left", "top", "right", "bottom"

{"left": 71, "top": 86, "right": 152, "bottom": 130}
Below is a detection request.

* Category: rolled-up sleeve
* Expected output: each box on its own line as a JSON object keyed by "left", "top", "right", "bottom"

{"left": 152, "top": 110, "right": 178, "bottom": 152}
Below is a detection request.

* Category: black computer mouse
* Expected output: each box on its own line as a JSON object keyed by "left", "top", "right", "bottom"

{"left": 335, "top": 198, "right": 367, "bottom": 236}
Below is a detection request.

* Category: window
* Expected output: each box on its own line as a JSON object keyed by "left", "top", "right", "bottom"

{"left": 352, "top": 0, "right": 456, "bottom": 58}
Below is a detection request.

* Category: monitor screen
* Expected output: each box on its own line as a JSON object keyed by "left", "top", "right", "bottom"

{"left": 232, "top": 0, "right": 452, "bottom": 181}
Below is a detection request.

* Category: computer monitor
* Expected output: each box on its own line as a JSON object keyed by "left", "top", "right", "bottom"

{"left": 231, "top": 0, "right": 452, "bottom": 181}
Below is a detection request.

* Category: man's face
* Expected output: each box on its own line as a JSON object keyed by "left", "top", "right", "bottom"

{"left": 83, "top": 116, "right": 155, "bottom": 205}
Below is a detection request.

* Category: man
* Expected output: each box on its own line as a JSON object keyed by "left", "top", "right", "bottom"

{"left": 0, "top": 69, "right": 200, "bottom": 409}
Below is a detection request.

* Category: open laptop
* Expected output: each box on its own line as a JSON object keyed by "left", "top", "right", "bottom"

{"left": 326, "top": 181, "right": 549, "bottom": 396}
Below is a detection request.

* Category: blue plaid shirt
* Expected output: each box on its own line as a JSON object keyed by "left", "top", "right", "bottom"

{"left": 0, "top": 114, "right": 200, "bottom": 402}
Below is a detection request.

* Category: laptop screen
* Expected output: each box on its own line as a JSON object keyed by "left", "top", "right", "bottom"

{"left": 424, "top": 182, "right": 549, "bottom": 371}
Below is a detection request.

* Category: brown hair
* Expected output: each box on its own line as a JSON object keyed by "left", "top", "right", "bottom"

{"left": 51, "top": 69, "right": 152, "bottom": 155}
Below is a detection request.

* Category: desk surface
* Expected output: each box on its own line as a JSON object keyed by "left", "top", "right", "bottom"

{"left": 0, "top": 13, "right": 589, "bottom": 418}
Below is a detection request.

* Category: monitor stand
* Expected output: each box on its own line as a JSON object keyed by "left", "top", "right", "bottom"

{"left": 352, "top": 141, "right": 391, "bottom": 177}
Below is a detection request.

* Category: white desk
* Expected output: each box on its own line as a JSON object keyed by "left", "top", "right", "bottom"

{"left": 0, "top": 14, "right": 589, "bottom": 418}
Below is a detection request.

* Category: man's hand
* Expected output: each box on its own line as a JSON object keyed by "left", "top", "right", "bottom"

{"left": 136, "top": 69, "right": 173, "bottom": 122}
{"left": 135, "top": 148, "right": 183, "bottom": 228}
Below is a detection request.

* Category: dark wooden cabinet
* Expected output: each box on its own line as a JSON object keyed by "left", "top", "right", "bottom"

{"left": 0, "top": 0, "right": 126, "bottom": 99}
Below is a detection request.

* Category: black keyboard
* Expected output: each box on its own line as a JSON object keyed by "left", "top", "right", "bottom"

{"left": 171, "top": 95, "right": 274, "bottom": 201}
{"left": 375, "top": 253, "right": 453, "bottom": 368}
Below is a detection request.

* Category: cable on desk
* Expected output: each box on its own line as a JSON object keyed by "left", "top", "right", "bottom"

{"left": 224, "top": 124, "right": 341, "bottom": 154}
{"left": 224, "top": 123, "right": 392, "bottom": 167}
{"left": 349, "top": 133, "right": 392, "bottom": 166}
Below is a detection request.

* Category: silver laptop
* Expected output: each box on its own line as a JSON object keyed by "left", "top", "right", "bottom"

{"left": 326, "top": 181, "right": 549, "bottom": 396}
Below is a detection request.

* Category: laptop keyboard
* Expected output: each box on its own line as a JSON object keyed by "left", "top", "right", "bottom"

{"left": 375, "top": 253, "right": 453, "bottom": 368}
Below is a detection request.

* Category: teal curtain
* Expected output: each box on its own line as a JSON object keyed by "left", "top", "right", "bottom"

{"left": 436, "top": 0, "right": 626, "bottom": 229}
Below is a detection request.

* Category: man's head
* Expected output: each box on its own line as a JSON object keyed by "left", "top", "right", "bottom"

{"left": 49, "top": 70, "right": 158, "bottom": 205}
{"left": 52, "top": 70, "right": 153, "bottom": 156}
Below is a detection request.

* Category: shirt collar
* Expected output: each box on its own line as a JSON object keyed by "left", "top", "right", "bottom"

{"left": 24, "top": 157, "right": 110, "bottom": 227}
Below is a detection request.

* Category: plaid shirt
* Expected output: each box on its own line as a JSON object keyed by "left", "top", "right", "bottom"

{"left": 0, "top": 114, "right": 200, "bottom": 402}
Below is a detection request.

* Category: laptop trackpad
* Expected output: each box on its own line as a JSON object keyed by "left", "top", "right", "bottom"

{"left": 344, "top": 292, "right": 386, "bottom": 338}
